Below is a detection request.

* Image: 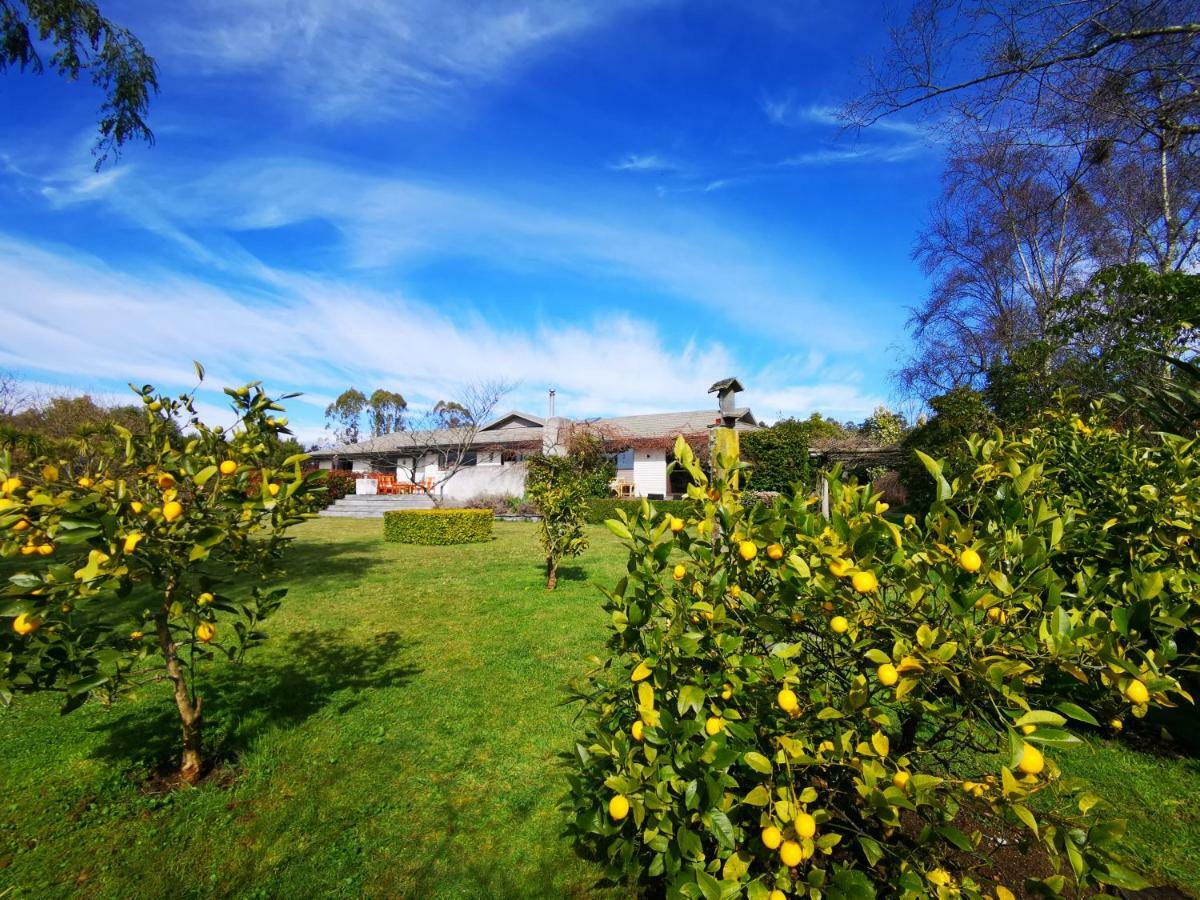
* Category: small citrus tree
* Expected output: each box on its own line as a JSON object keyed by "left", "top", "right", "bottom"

{"left": 565, "top": 430, "right": 1178, "bottom": 896}
{"left": 0, "top": 372, "right": 321, "bottom": 784}
{"left": 526, "top": 453, "right": 590, "bottom": 590}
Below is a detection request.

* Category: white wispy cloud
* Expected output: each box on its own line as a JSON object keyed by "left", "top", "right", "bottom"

{"left": 609, "top": 153, "right": 676, "bottom": 172}
{"left": 148, "top": 0, "right": 649, "bottom": 119}
{"left": 0, "top": 235, "right": 889, "bottom": 431}
{"left": 17, "top": 153, "right": 869, "bottom": 350}
{"left": 761, "top": 96, "right": 935, "bottom": 166}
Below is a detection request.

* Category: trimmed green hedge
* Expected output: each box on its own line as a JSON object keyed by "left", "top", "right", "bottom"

{"left": 383, "top": 509, "right": 494, "bottom": 544}
{"left": 583, "top": 498, "right": 690, "bottom": 525}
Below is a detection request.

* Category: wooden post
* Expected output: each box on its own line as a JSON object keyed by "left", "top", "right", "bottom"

{"left": 819, "top": 474, "right": 830, "bottom": 518}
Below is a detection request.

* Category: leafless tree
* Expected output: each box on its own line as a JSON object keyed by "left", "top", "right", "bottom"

{"left": 0, "top": 371, "right": 30, "bottom": 418}
{"left": 851, "top": 1, "right": 1200, "bottom": 398}
{"left": 393, "top": 380, "right": 513, "bottom": 506}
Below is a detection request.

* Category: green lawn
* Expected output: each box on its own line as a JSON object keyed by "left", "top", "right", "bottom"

{"left": 0, "top": 521, "right": 1197, "bottom": 897}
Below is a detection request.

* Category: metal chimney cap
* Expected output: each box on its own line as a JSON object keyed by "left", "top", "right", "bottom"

{"left": 707, "top": 377, "right": 744, "bottom": 394}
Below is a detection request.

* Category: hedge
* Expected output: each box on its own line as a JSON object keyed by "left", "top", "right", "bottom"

{"left": 583, "top": 498, "right": 690, "bottom": 525}
{"left": 382, "top": 509, "right": 494, "bottom": 544}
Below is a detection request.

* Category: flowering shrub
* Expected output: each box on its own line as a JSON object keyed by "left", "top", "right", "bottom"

{"left": 564, "top": 430, "right": 1176, "bottom": 897}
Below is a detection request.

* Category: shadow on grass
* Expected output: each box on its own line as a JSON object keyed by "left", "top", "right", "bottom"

{"left": 279, "top": 535, "right": 391, "bottom": 586}
{"left": 87, "top": 627, "right": 421, "bottom": 776}
{"left": 531, "top": 563, "right": 590, "bottom": 584}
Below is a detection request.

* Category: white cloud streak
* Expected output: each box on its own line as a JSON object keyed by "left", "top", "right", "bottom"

{"left": 149, "top": 0, "right": 649, "bottom": 119}
{"left": 0, "top": 235, "right": 888, "bottom": 430}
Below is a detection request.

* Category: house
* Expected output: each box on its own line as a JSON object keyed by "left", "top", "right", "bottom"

{"left": 311, "top": 378, "right": 761, "bottom": 501}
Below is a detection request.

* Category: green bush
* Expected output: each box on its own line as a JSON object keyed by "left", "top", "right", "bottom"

{"left": 382, "top": 509, "right": 493, "bottom": 544}
{"left": 585, "top": 498, "right": 690, "bottom": 525}
{"left": 527, "top": 454, "right": 590, "bottom": 589}
{"left": 741, "top": 419, "right": 812, "bottom": 494}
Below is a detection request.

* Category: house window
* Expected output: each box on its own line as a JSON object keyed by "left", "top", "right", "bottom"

{"left": 445, "top": 450, "right": 478, "bottom": 467}
{"left": 615, "top": 449, "right": 634, "bottom": 470}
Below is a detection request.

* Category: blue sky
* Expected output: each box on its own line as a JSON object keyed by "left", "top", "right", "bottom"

{"left": 0, "top": 0, "right": 941, "bottom": 444}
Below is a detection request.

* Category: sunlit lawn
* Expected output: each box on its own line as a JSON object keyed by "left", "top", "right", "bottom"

{"left": 0, "top": 521, "right": 1197, "bottom": 897}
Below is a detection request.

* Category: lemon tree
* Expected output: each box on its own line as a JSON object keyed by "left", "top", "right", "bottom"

{"left": 527, "top": 453, "right": 591, "bottom": 590}
{"left": 564, "top": 430, "right": 1178, "bottom": 897}
{"left": 0, "top": 372, "right": 321, "bottom": 784}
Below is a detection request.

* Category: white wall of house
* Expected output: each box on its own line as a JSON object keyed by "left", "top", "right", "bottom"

{"left": 633, "top": 449, "right": 667, "bottom": 497}
{"left": 351, "top": 459, "right": 372, "bottom": 473}
{"left": 438, "top": 462, "right": 528, "bottom": 500}
{"left": 317, "top": 460, "right": 332, "bottom": 470}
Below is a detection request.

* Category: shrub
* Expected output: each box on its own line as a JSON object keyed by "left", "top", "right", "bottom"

{"left": 585, "top": 498, "right": 690, "bottom": 525}
{"left": 382, "top": 509, "right": 493, "bottom": 544}
{"left": 317, "top": 469, "right": 356, "bottom": 507}
{"left": 741, "top": 420, "right": 812, "bottom": 494}
{"left": 899, "top": 387, "right": 995, "bottom": 514}
{"left": 564, "top": 432, "right": 1175, "bottom": 896}
{"left": 527, "top": 455, "right": 590, "bottom": 589}
{"left": 0, "top": 374, "right": 320, "bottom": 784}
{"left": 463, "top": 493, "right": 539, "bottom": 516}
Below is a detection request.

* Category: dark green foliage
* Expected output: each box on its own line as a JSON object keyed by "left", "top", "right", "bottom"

{"left": 367, "top": 390, "right": 407, "bottom": 437}
{"left": 382, "top": 509, "right": 493, "bottom": 545}
{"left": 315, "top": 470, "right": 356, "bottom": 507}
{"left": 562, "top": 428, "right": 617, "bottom": 499}
{"left": 584, "top": 498, "right": 690, "bottom": 525}
{"left": 324, "top": 389, "right": 367, "bottom": 444}
{"left": 984, "top": 341, "right": 1057, "bottom": 426}
{"left": 740, "top": 419, "right": 812, "bottom": 493}
{"left": 1114, "top": 354, "right": 1200, "bottom": 434}
{"left": 0, "top": 0, "right": 157, "bottom": 166}
{"left": 900, "top": 387, "right": 995, "bottom": 514}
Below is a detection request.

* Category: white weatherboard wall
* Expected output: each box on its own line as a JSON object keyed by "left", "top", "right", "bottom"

{"left": 633, "top": 449, "right": 667, "bottom": 497}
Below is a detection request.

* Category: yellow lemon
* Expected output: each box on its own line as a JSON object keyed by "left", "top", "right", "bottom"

{"left": 162, "top": 501, "right": 183, "bottom": 523}
{"left": 669, "top": 516, "right": 684, "bottom": 533}
{"left": 1, "top": 477, "right": 21, "bottom": 494}
{"left": 123, "top": 533, "right": 143, "bottom": 554}
{"left": 830, "top": 615, "right": 849, "bottom": 634}
{"left": 131, "top": 631, "right": 144, "bottom": 640}
{"left": 1110, "top": 718, "right": 1123, "bottom": 732}
{"left": 20, "top": 545, "right": 36, "bottom": 556}
{"left": 769, "top": 891, "right": 787, "bottom": 900}
{"left": 130, "top": 501, "right": 144, "bottom": 514}
{"left": 777, "top": 688, "right": 799, "bottom": 713}
{"left": 794, "top": 812, "right": 816, "bottom": 839}
{"left": 721, "top": 683, "right": 733, "bottom": 700}
{"left": 761, "top": 825, "right": 783, "bottom": 849}
{"left": 1016, "top": 741, "right": 1044, "bottom": 776}
{"left": 219, "top": 460, "right": 238, "bottom": 476}
{"left": 829, "top": 558, "right": 852, "bottom": 577}
{"left": 12, "top": 519, "right": 29, "bottom": 532}
{"left": 42, "top": 465, "right": 59, "bottom": 482}
{"left": 157, "top": 473, "right": 176, "bottom": 490}
{"left": 877, "top": 663, "right": 898, "bottom": 687}
{"left": 197, "top": 592, "right": 214, "bottom": 606}
{"left": 37, "top": 543, "right": 54, "bottom": 556}
{"left": 672, "top": 563, "right": 686, "bottom": 581}
{"left": 986, "top": 607, "right": 1008, "bottom": 624}
{"left": 892, "top": 771, "right": 910, "bottom": 789}
{"left": 704, "top": 716, "right": 725, "bottom": 736}
{"left": 77, "top": 476, "right": 93, "bottom": 488}
{"left": 766, "top": 543, "right": 784, "bottom": 560}
{"left": 851, "top": 570, "right": 878, "bottom": 593}
{"left": 196, "top": 622, "right": 217, "bottom": 643}
{"left": 958, "top": 547, "right": 982, "bottom": 573}
{"left": 631, "top": 660, "right": 653, "bottom": 682}
{"left": 1020, "top": 724, "right": 1037, "bottom": 735}
{"left": 609, "top": 794, "right": 629, "bottom": 821}
{"left": 738, "top": 540, "right": 757, "bottom": 561}
{"left": 268, "top": 483, "right": 281, "bottom": 497}
{"left": 631, "top": 720, "right": 644, "bottom": 741}
{"left": 1124, "top": 680, "right": 1150, "bottom": 705}
{"left": 779, "top": 840, "right": 803, "bottom": 867}
{"left": 13, "top": 613, "right": 40, "bottom": 635}
{"left": 729, "top": 585, "right": 741, "bottom": 599}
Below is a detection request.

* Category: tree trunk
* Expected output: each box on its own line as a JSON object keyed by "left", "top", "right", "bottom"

{"left": 154, "top": 607, "right": 204, "bottom": 785}
{"left": 547, "top": 557, "right": 558, "bottom": 591}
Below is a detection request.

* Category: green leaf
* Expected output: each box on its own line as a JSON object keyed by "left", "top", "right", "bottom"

{"left": 1015, "top": 710, "right": 1066, "bottom": 728}
{"left": 743, "top": 785, "right": 771, "bottom": 806}
{"left": 1011, "top": 803, "right": 1038, "bottom": 835}
{"left": 709, "top": 809, "right": 735, "bottom": 851}
{"left": 695, "top": 868, "right": 722, "bottom": 900}
{"left": 743, "top": 751, "right": 773, "bottom": 775}
{"left": 193, "top": 465, "right": 219, "bottom": 487}
{"left": 604, "top": 519, "right": 633, "bottom": 540}
{"left": 1054, "top": 701, "right": 1100, "bottom": 727}
{"left": 935, "top": 825, "right": 973, "bottom": 852}
{"left": 826, "top": 867, "right": 877, "bottom": 900}
{"left": 678, "top": 685, "right": 705, "bottom": 715}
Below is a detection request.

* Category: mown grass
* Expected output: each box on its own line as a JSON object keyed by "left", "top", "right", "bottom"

{"left": 0, "top": 521, "right": 1197, "bottom": 897}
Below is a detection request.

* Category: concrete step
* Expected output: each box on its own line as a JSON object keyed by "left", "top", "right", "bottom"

{"left": 320, "top": 494, "right": 436, "bottom": 517}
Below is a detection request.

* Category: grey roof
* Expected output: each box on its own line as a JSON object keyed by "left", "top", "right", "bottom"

{"left": 312, "top": 406, "right": 759, "bottom": 457}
